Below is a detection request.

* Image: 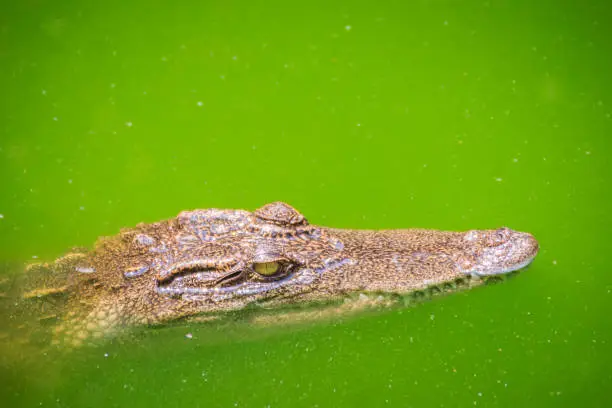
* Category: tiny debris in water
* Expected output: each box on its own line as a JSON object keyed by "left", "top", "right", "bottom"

{"left": 185, "top": 333, "right": 193, "bottom": 339}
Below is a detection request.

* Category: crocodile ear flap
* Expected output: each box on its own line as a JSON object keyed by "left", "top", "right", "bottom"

{"left": 254, "top": 202, "right": 308, "bottom": 226}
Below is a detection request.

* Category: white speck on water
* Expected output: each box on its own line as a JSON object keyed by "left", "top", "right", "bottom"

{"left": 42, "top": 89, "right": 47, "bottom": 96}
{"left": 104, "top": 353, "right": 109, "bottom": 358}
{"left": 52, "top": 117, "right": 58, "bottom": 121}
{"left": 495, "top": 177, "right": 503, "bottom": 182}
{"left": 68, "top": 179, "right": 73, "bottom": 184}
{"left": 32, "top": 255, "right": 38, "bottom": 259}
{"left": 477, "top": 392, "right": 482, "bottom": 397}
{"left": 552, "top": 260, "right": 557, "bottom": 265}
{"left": 430, "top": 314, "right": 435, "bottom": 320}
{"left": 345, "top": 25, "right": 352, "bottom": 31}
{"left": 79, "top": 206, "right": 85, "bottom": 211}
{"left": 0, "top": 214, "right": 4, "bottom": 219}
{"left": 125, "top": 122, "right": 133, "bottom": 127}
{"left": 512, "top": 158, "right": 519, "bottom": 163}
{"left": 356, "top": 123, "right": 361, "bottom": 127}
{"left": 185, "top": 333, "right": 193, "bottom": 339}
{"left": 196, "top": 101, "right": 203, "bottom": 107}
{"left": 585, "top": 151, "right": 591, "bottom": 155}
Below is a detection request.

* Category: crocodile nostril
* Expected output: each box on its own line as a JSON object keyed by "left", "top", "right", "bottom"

{"left": 486, "top": 228, "right": 511, "bottom": 247}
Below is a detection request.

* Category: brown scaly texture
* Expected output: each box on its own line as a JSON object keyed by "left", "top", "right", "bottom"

{"left": 6, "top": 202, "right": 539, "bottom": 347}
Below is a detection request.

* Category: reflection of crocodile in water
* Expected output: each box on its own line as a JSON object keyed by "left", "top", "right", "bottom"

{"left": 9, "top": 202, "right": 539, "bottom": 347}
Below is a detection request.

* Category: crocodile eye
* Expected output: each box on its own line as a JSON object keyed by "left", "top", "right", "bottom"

{"left": 254, "top": 262, "right": 280, "bottom": 276}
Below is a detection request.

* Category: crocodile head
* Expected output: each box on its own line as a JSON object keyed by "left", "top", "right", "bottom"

{"left": 14, "top": 202, "right": 538, "bottom": 346}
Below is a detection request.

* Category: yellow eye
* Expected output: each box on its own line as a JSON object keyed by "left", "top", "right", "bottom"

{"left": 254, "top": 262, "right": 280, "bottom": 276}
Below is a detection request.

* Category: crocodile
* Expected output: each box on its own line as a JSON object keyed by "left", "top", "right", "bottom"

{"left": 5, "top": 202, "right": 539, "bottom": 347}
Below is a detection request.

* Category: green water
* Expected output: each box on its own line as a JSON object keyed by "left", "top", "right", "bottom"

{"left": 1, "top": 1, "right": 610, "bottom": 406}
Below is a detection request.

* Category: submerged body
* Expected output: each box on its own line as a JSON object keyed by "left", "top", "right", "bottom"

{"left": 9, "top": 202, "right": 539, "bottom": 346}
